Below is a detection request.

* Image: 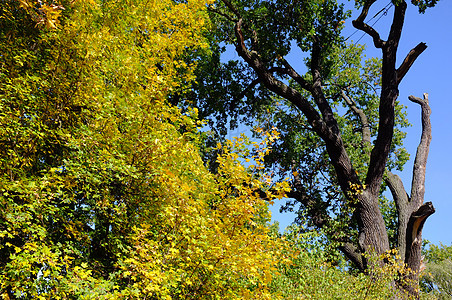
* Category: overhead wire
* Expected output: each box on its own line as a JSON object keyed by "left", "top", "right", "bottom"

{"left": 344, "top": 2, "right": 394, "bottom": 45}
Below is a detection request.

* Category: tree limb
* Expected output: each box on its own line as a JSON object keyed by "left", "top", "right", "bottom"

{"left": 397, "top": 43, "right": 427, "bottom": 84}
{"left": 407, "top": 202, "right": 435, "bottom": 248}
{"left": 220, "top": 0, "right": 241, "bottom": 19}
{"left": 340, "top": 90, "right": 371, "bottom": 150}
{"left": 387, "top": 1, "right": 407, "bottom": 50}
{"left": 339, "top": 242, "right": 365, "bottom": 271}
{"left": 385, "top": 171, "right": 410, "bottom": 259}
{"left": 404, "top": 201, "right": 435, "bottom": 293}
{"left": 279, "top": 58, "right": 312, "bottom": 92}
{"left": 352, "top": 0, "right": 385, "bottom": 48}
{"left": 311, "top": 36, "right": 340, "bottom": 134}
{"left": 235, "top": 77, "right": 261, "bottom": 101}
{"left": 408, "top": 93, "right": 432, "bottom": 207}
{"left": 233, "top": 18, "right": 329, "bottom": 140}
{"left": 207, "top": 6, "right": 237, "bottom": 23}
{"left": 365, "top": 1, "right": 408, "bottom": 196}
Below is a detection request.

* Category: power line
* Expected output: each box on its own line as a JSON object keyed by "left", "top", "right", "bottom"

{"left": 344, "top": 2, "right": 393, "bottom": 45}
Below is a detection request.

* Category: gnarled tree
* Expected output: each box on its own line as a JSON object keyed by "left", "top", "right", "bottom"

{"left": 198, "top": 0, "right": 438, "bottom": 297}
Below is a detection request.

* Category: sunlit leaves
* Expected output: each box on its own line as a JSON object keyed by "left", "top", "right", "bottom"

{"left": 14, "top": 0, "right": 65, "bottom": 29}
{"left": 411, "top": 0, "right": 439, "bottom": 13}
{"left": 271, "top": 226, "right": 416, "bottom": 300}
{"left": 420, "top": 242, "right": 452, "bottom": 297}
{"left": 1, "top": 0, "right": 291, "bottom": 297}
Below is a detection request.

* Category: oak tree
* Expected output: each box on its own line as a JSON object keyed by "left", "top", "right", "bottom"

{"left": 198, "top": 0, "right": 439, "bottom": 297}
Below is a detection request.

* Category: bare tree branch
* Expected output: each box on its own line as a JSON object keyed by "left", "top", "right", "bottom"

{"left": 408, "top": 93, "right": 432, "bottom": 207}
{"left": 397, "top": 43, "right": 427, "bottom": 84}
{"left": 406, "top": 202, "right": 435, "bottom": 249}
{"left": 340, "top": 90, "right": 371, "bottom": 149}
{"left": 403, "top": 201, "right": 435, "bottom": 296}
{"left": 207, "top": 6, "right": 237, "bottom": 23}
{"left": 352, "top": 0, "right": 385, "bottom": 48}
{"left": 387, "top": 1, "right": 408, "bottom": 50}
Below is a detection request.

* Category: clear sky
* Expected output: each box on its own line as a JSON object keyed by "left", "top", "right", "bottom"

{"left": 267, "top": 0, "right": 452, "bottom": 246}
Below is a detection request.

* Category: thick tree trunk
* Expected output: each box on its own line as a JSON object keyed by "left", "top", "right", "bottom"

{"left": 353, "top": 4, "right": 434, "bottom": 297}
{"left": 350, "top": 2, "right": 405, "bottom": 263}
{"left": 357, "top": 190, "right": 390, "bottom": 256}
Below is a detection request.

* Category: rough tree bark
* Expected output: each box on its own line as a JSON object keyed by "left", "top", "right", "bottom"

{"left": 214, "top": 0, "right": 435, "bottom": 297}
{"left": 386, "top": 93, "right": 435, "bottom": 297}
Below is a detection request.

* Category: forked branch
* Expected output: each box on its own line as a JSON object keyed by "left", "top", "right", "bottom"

{"left": 352, "top": 0, "right": 385, "bottom": 48}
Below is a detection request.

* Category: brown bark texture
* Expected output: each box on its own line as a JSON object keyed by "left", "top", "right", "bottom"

{"left": 386, "top": 93, "right": 435, "bottom": 298}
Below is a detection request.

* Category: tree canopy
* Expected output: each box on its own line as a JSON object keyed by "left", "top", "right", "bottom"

{"left": 193, "top": 0, "right": 439, "bottom": 297}
{"left": 0, "top": 0, "right": 289, "bottom": 297}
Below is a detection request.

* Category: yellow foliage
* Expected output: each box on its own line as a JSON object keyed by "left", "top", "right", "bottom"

{"left": 0, "top": 0, "right": 290, "bottom": 298}
{"left": 17, "top": 0, "right": 65, "bottom": 28}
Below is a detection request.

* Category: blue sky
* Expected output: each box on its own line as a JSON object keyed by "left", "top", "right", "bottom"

{"left": 266, "top": 1, "right": 452, "bottom": 246}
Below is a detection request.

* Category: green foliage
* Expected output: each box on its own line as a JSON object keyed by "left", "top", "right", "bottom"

{"left": 1, "top": 0, "right": 442, "bottom": 298}
{"left": 270, "top": 225, "right": 415, "bottom": 300}
{"left": 210, "top": 0, "right": 347, "bottom": 67}
{"left": 197, "top": 0, "right": 412, "bottom": 260}
{"left": 420, "top": 243, "right": 452, "bottom": 298}
{"left": 411, "top": 0, "right": 440, "bottom": 13}
{"left": 424, "top": 243, "right": 452, "bottom": 263}
{"left": 253, "top": 43, "right": 410, "bottom": 253}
